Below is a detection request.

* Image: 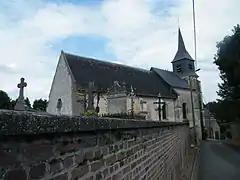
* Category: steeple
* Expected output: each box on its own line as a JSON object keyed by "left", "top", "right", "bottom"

{"left": 171, "top": 28, "right": 194, "bottom": 63}
{"left": 171, "top": 28, "right": 196, "bottom": 77}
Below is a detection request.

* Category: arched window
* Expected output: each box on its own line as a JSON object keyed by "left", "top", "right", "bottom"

{"left": 182, "top": 103, "right": 187, "bottom": 119}
{"left": 56, "top": 98, "right": 62, "bottom": 112}
{"left": 162, "top": 102, "right": 167, "bottom": 119}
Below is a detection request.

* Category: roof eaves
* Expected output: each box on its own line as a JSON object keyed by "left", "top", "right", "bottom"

{"left": 136, "top": 93, "right": 177, "bottom": 99}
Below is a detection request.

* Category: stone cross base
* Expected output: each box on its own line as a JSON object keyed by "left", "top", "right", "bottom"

{"left": 14, "top": 99, "right": 27, "bottom": 111}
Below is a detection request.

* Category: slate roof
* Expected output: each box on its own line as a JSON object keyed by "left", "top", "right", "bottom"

{"left": 151, "top": 67, "right": 189, "bottom": 89}
{"left": 63, "top": 52, "right": 177, "bottom": 98}
{"left": 171, "top": 28, "right": 194, "bottom": 63}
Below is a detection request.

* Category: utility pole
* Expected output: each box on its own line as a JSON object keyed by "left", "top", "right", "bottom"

{"left": 197, "top": 80, "right": 205, "bottom": 140}
{"left": 192, "top": 0, "right": 197, "bottom": 69}
{"left": 189, "top": 76, "right": 197, "bottom": 145}
{"left": 208, "top": 103, "right": 211, "bottom": 138}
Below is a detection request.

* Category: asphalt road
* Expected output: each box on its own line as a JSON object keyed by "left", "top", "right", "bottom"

{"left": 198, "top": 140, "right": 240, "bottom": 180}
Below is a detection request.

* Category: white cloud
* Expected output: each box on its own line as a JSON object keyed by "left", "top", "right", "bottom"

{"left": 0, "top": 0, "right": 239, "bottom": 103}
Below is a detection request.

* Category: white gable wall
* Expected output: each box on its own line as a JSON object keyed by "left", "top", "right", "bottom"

{"left": 174, "top": 88, "right": 202, "bottom": 139}
{"left": 47, "top": 54, "right": 73, "bottom": 115}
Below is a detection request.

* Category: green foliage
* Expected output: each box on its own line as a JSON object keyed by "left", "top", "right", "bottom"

{"left": 33, "top": 99, "right": 48, "bottom": 111}
{"left": 25, "top": 97, "right": 31, "bottom": 108}
{"left": 10, "top": 99, "right": 16, "bottom": 109}
{"left": 213, "top": 24, "right": 240, "bottom": 122}
{"left": 83, "top": 110, "right": 98, "bottom": 116}
{"left": 0, "top": 90, "right": 11, "bottom": 109}
{"left": 214, "top": 24, "right": 240, "bottom": 100}
{"left": 206, "top": 101, "right": 237, "bottom": 123}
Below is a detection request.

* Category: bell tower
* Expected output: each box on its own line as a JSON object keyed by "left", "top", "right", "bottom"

{"left": 171, "top": 28, "right": 197, "bottom": 78}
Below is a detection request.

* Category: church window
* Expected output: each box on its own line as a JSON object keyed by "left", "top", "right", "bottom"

{"left": 176, "top": 64, "right": 182, "bottom": 73}
{"left": 140, "top": 100, "right": 147, "bottom": 112}
{"left": 182, "top": 103, "right": 187, "bottom": 119}
{"left": 188, "top": 64, "right": 193, "bottom": 70}
{"left": 56, "top": 98, "right": 62, "bottom": 111}
{"left": 162, "top": 102, "right": 167, "bottom": 119}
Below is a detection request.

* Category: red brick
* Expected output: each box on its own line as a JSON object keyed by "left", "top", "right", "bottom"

{"left": 71, "top": 165, "right": 89, "bottom": 179}
{"left": 29, "top": 163, "right": 46, "bottom": 179}
{"left": 50, "top": 159, "right": 62, "bottom": 174}
{"left": 112, "top": 171, "right": 122, "bottom": 180}
{"left": 63, "top": 156, "right": 73, "bottom": 168}
{"left": 4, "top": 169, "right": 26, "bottom": 180}
{"left": 90, "top": 160, "right": 104, "bottom": 172}
{"left": 106, "top": 154, "right": 117, "bottom": 166}
{"left": 53, "top": 173, "right": 68, "bottom": 180}
{"left": 56, "top": 143, "right": 81, "bottom": 154}
{"left": 0, "top": 152, "right": 19, "bottom": 166}
{"left": 84, "top": 150, "right": 94, "bottom": 161}
{"left": 24, "top": 144, "right": 53, "bottom": 162}
{"left": 75, "top": 152, "right": 84, "bottom": 164}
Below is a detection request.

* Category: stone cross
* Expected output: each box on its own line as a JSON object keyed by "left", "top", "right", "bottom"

{"left": 113, "top": 81, "right": 120, "bottom": 92}
{"left": 14, "top": 77, "right": 27, "bottom": 111}
{"left": 153, "top": 93, "right": 164, "bottom": 121}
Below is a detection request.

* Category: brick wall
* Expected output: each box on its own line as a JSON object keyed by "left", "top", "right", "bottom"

{"left": 0, "top": 110, "right": 190, "bottom": 180}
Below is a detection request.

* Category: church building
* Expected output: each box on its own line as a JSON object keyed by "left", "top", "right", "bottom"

{"left": 47, "top": 28, "right": 204, "bottom": 139}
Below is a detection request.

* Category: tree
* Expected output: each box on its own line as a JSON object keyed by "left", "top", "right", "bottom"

{"left": 214, "top": 24, "right": 240, "bottom": 100}
{"left": 33, "top": 99, "right": 48, "bottom": 111}
{"left": 25, "top": 97, "right": 31, "bottom": 108}
{"left": 10, "top": 99, "right": 16, "bottom": 109}
{"left": 0, "top": 90, "right": 11, "bottom": 109}
{"left": 214, "top": 24, "right": 240, "bottom": 122}
{"left": 206, "top": 101, "right": 235, "bottom": 123}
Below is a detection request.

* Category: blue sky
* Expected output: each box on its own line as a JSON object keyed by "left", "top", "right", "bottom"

{"left": 0, "top": 0, "right": 240, "bottom": 103}
{"left": 50, "top": 35, "right": 117, "bottom": 61}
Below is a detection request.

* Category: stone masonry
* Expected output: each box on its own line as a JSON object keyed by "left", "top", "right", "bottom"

{"left": 0, "top": 110, "right": 190, "bottom": 180}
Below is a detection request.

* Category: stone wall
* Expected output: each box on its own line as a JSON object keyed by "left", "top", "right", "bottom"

{"left": 0, "top": 110, "right": 190, "bottom": 180}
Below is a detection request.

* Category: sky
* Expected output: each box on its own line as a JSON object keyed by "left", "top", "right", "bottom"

{"left": 0, "top": 0, "right": 239, "bottom": 104}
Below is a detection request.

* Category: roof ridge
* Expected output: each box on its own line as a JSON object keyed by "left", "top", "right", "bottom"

{"left": 152, "top": 67, "right": 174, "bottom": 73}
{"left": 64, "top": 51, "right": 151, "bottom": 73}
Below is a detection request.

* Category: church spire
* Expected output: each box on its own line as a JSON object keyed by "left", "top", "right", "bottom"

{"left": 178, "top": 28, "right": 187, "bottom": 53}
{"left": 171, "top": 28, "right": 194, "bottom": 63}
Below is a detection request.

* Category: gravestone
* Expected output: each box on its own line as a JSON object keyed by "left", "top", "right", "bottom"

{"left": 14, "top": 78, "right": 27, "bottom": 111}
{"left": 87, "top": 82, "right": 95, "bottom": 111}
{"left": 107, "top": 81, "right": 128, "bottom": 114}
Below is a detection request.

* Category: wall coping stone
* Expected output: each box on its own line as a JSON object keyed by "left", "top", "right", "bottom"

{"left": 0, "top": 110, "right": 188, "bottom": 136}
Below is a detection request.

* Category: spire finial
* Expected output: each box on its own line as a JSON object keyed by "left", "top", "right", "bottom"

{"left": 178, "top": 28, "right": 187, "bottom": 52}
